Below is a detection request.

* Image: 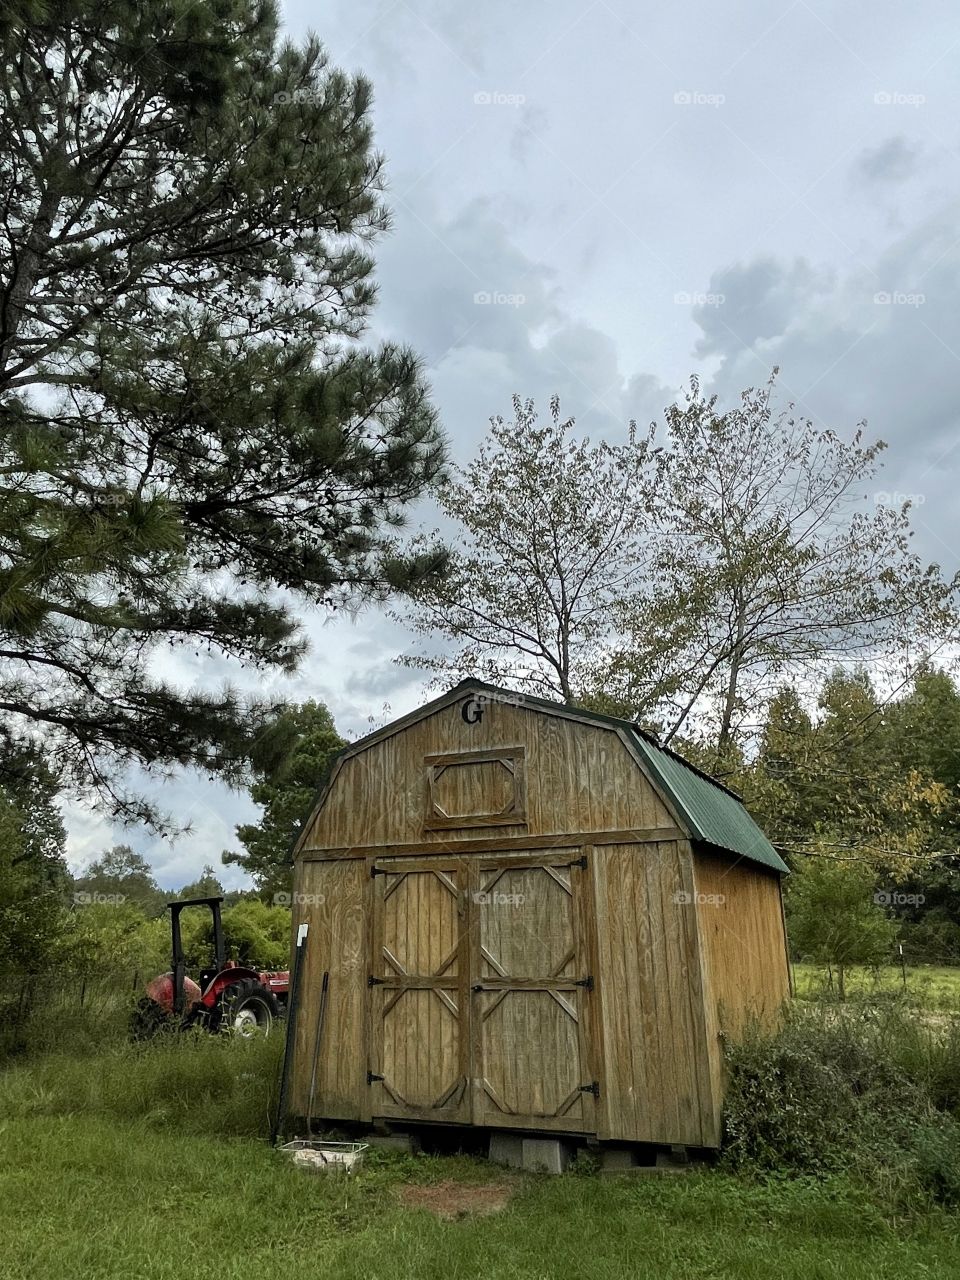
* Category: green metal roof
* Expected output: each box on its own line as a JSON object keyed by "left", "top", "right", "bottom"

{"left": 626, "top": 728, "right": 788, "bottom": 874}
{"left": 452, "top": 681, "right": 788, "bottom": 875}
{"left": 292, "top": 678, "right": 788, "bottom": 874}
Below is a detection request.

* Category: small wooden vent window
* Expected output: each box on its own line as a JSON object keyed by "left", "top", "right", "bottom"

{"left": 424, "top": 747, "right": 527, "bottom": 830}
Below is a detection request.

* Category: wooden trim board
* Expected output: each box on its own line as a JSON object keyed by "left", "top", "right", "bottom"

{"left": 299, "top": 826, "right": 686, "bottom": 861}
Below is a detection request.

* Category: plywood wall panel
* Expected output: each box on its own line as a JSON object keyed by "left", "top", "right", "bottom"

{"left": 288, "top": 859, "right": 366, "bottom": 1121}
{"left": 302, "top": 700, "right": 675, "bottom": 852}
{"left": 592, "top": 841, "right": 715, "bottom": 1146}
{"left": 693, "top": 849, "right": 790, "bottom": 1040}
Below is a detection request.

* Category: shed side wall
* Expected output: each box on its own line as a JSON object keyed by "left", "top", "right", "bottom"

{"left": 692, "top": 849, "right": 790, "bottom": 1043}
{"left": 288, "top": 858, "right": 367, "bottom": 1121}
{"left": 592, "top": 840, "right": 719, "bottom": 1147}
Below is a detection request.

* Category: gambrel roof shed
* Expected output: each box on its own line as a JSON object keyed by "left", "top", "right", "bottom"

{"left": 288, "top": 679, "right": 791, "bottom": 1151}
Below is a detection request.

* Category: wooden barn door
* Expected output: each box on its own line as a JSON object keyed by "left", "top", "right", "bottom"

{"left": 470, "top": 853, "right": 596, "bottom": 1133}
{"left": 367, "top": 859, "right": 470, "bottom": 1122}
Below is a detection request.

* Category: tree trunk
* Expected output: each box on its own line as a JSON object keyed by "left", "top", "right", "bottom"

{"left": 717, "top": 597, "right": 747, "bottom": 755}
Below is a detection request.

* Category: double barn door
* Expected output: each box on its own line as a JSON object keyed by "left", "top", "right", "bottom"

{"left": 367, "top": 852, "right": 596, "bottom": 1133}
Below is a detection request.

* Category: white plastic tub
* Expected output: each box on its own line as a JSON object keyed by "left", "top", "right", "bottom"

{"left": 279, "top": 1139, "right": 368, "bottom": 1174}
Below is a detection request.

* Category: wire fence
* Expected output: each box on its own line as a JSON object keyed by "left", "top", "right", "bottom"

{"left": 0, "top": 969, "right": 146, "bottom": 1057}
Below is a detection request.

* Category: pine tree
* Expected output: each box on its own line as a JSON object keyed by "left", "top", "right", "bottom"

{"left": 0, "top": 2, "right": 446, "bottom": 825}
{"left": 222, "top": 700, "right": 345, "bottom": 896}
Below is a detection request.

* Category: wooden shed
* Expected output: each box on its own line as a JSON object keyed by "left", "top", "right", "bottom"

{"left": 288, "top": 680, "right": 790, "bottom": 1150}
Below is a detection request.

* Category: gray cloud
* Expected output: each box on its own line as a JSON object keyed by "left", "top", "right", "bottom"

{"left": 64, "top": 0, "right": 960, "bottom": 886}
{"left": 856, "top": 136, "right": 923, "bottom": 184}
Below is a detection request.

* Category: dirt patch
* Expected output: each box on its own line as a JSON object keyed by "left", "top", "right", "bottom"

{"left": 398, "top": 1179, "right": 516, "bottom": 1220}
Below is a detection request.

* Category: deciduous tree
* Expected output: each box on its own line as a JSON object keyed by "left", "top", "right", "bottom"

{"left": 397, "top": 395, "right": 662, "bottom": 700}
{"left": 609, "top": 374, "right": 958, "bottom": 749}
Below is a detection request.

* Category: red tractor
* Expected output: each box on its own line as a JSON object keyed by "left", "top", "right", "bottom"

{"left": 132, "top": 896, "right": 290, "bottom": 1039}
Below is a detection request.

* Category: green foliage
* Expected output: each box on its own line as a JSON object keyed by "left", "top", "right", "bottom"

{"left": 723, "top": 1004, "right": 960, "bottom": 1208}
{"left": 218, "top": 899, "right": 289, "bottom": 968}
{"left": 0, "top": 741, "right": 67, "bottom": 890}
{"left": 176, "top": 865, "right": 225, "bottom": 902}
{"left": 71, "top": 846, "right": 167, "bottom": 918}
{"left": 0, "top": 793, "right": 66, "bottom": 972}
{"left": 0, "top": 741, "right": 69, "bottom": 974}
{"left": 396, "top": 394, "right": 664, "bottom": 701}
{"left": 0, "top": 1, "right": 446, "bottom": 828}
{"left": 401, "top": 374, "right": 957, "bottom": 751}
{"left": 56, "top": 904, "right": 169, "bottom": 978}
{"left": 612, "top": 375, "right": 958, "bottom": 749}
{"left": 786, "top": 859, "right": 896, "bottom": 996}
{"left": 223, "top": 699, "right": 345, "bottom": 895}
{"left": 740, "top": 666, "right": 960, "bottom": 892}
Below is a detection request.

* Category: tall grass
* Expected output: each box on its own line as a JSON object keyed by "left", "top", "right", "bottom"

{"left": 0, "top": 1031, "right": 284, "bottom": 1138}
{"left": 0, "top": 969, "right": 144, "bottom": 1059}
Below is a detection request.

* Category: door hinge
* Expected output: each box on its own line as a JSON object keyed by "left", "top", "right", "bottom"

{"left": 579, "top": 1081, "right": 600, "bottom": 1098}
{"left": 471, "top": 983, "right": 484, "bottom": 992}
{"left": 366, "top": 1071, "right": 384, "bottom": 1085}
{"left": 370, "top": 864, "right": 386, "bottom": 877}
{"left": 368, "top": 974, "right": 386, "bottom": 986}
{"left": 565, "top": 854, "right": 588, "bottom": 869}
{"left": 574, "top": 975, "right": 594, "bottom": 991}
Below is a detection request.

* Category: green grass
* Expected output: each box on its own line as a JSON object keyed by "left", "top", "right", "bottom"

{"left": 2, "top": 1113, "right": 959, "bottom": 1279}
{"left": 0, "top": 1031, "right": 284, "bottom": 1137}
{"left": 793, "top": 963, "right": 960, "bottom": 1009}
{"left": 1, "top": 1035, "right": 960, "bottom": 1279}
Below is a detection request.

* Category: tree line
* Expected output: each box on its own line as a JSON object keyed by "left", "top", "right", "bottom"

{"left": 1, "top": 3, "right": 958, "bottom": 992}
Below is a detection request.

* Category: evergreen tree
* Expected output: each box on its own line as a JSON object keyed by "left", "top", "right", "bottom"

{"left": 745, "top": 668, "right": 958, "bottom": 879}
{"left": 176, "top": 865, "right": 225, "bottom": 901}
{"left": 222, "top": 699, "right": 345, "bottom": 896}
{"left": 0, "top": 2, "right": 446, "bottom": 825}
{"left": 0, "top": 791, "right": 65, "bottom": 972}
{"left": 0, "top": 740, "right": 69, "bottom": 972}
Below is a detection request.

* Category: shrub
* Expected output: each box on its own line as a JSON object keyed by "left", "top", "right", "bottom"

{"left": 722, "top": 1004, "right": 960, "bottom": 1207}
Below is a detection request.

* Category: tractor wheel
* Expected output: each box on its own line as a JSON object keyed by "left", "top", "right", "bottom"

{"left": 215, "top": 979, "right": 279, "bottom": 1038}
{"left": 130, "top": 996, "right": 173, "bottom": 1041}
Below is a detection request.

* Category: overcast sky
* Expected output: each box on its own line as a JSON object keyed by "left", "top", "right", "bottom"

{"left": 68, "top": 0, "right": 960, "bottom": 886}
